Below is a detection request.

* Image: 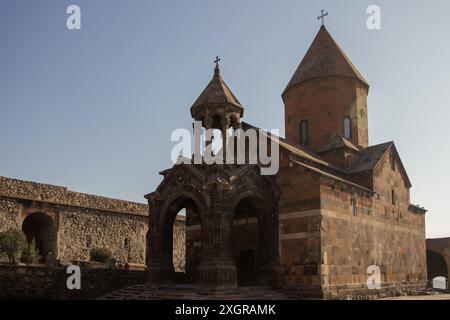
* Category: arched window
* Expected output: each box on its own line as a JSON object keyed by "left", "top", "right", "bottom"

{"left": 344, "top": 116, "right": 352, "bottom": 139}
{"left": 299, "top": 119, "right": 309, "bottom": 146}
{"left": 350, "top": 199, "right": 357, "bottom": 216}
{"left": 390, "top": 155, "right": 396, "bottom": 171}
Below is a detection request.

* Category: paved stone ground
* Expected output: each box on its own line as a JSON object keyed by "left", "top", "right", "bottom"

{"left": 97, "top": 285, "right": 450, "bottom": 300}
{"left": 97, "top": 285, "right": 295, "bottom": 300}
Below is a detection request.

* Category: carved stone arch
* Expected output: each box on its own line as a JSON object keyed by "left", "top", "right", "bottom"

{"left": 231, "top": 189, "right": 270, "bottom": 221}
{"left": 156, "top": 164, "right": 206, "bottom": 195}
{"left": 230, "top": 172, "right": 280, "bottom": 286}
{"left": 147, "top": 182, "right": 208, "bottom": 286}
{"left": 158, "top": 187, "right": 208, "bottom": 228}
{"left": 231, "top": 167, "right": 280, "bottom": 217}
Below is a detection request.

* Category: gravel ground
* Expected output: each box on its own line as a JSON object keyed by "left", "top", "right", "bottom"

{"left": 379, "top": 294, "right": 450, "bottom": 300}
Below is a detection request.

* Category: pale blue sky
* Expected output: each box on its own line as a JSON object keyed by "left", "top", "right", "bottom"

{"left": 0, "top": 0, "right": 449, "bottom": 238}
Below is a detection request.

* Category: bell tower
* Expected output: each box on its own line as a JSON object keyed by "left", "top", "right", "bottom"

{"left": 282, "top": 25, "right": 369, "bottom": 152}
{"left": 190, "top": 57, "right": 243, "bottom": 159}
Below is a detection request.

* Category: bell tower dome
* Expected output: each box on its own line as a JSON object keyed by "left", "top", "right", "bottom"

{"left": 190, "top": 57, "right": 243, "bottom": 157}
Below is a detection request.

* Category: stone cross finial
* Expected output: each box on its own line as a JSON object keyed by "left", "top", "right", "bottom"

{"left": 214, "top": 56, "right": 221, "bottom": 68}
{"left": 318, "top": 9, "right": 328, "bottom": 26}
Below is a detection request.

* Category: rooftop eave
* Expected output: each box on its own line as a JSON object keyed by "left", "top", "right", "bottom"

{"left": 190, "top": 102, "right": 244, "bottom": 118}
{"left": 409, "top": 204, "right": 428, "bottom": 214}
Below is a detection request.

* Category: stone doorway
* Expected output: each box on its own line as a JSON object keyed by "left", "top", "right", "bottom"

{"left": 21, "top": 212, "right": 57, "bottom": 261}
{"left": 237, "top": 250, "right": 256, "bottom": 285}
{"left": 233, "top": 197, "right": 259, "bottom": 286}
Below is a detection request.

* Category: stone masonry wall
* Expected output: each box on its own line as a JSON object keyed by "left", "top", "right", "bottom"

{"left": 0, "top": 198, "right": 20, "bottom": 232}
{"left": 284, "top": 77, "right": 369, "bottom": 151}
{"left": 173, "top": 218, "right": 186, "bottom": 272}
{"left": 58, "top": 207, "right": 147, "bottom": 264}
{"left": 277, "top": 165, "right": 322, "bottom": 295}
{"left": 0, "top": 198, "right": 21, "bottom": 262}
{"left": 0, "top": 195, "right": 149, "bottom": 264}
{"left": 0, "top": 176, "right": 186, "bottom": 268}
{"left": 319, "top": 152, "right": 427, "bottom": 299}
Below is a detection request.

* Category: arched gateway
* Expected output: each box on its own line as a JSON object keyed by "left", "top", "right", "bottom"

{"left": 22, "top": 212, "right": 57, "bottom": 260}
{"left": 426, "top": 238, "right": 450, "bottom": 290}
{"left": 145, "top": 163, "right": 281, "bottom": 289}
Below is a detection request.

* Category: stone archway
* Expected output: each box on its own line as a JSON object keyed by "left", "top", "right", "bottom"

{"left": 21, "top": 212, "right": 57, "bottom": 261}
{"left": 146, "top": 164, "right": 280, "bottom": 289}
{"left": 427, "top": 249, "right": 448, "bottom": 288}
{"left": 147, "top": 190, "right": 206, "bottom": 286}
{"left": 231, "top": 189, "right": 280, "bottom": 287}
{"left": 426, "top": 238, "right": 450, "bottom": 289}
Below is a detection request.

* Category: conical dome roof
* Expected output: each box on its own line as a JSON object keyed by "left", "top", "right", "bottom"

{"left": 283, "top": 26, "right": 368, "bottom": 97}
{"left": 191, "top": 66, "right": 242, "bottom": 113}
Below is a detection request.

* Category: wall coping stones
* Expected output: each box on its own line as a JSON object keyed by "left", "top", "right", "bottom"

{"left": 0, "top": 176, "right": 150, "bottom": 216}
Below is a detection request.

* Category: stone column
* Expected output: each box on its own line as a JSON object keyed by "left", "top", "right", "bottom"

{"left": 197, "top": 179, "right": 237, "bottom": 289}
{"left": 146, "top": 197, "right": 174, "bottom": 286}
{"left": 257, "top": 194, "right": 282, "bottom": 287}
{"left": 221, "top": 118, "right": 230, "bottom": 163}
{"left": 204, "top": 115, "right": 214, "bottom": 159}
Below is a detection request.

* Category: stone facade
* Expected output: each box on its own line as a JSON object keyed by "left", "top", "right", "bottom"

{"left": 0, "top": 176, "right": 185, "bottom": 269}
{"left": 145, "top": 24, "right": 428, "bottom": 299}
{"left": 275, "top": 26, "right": 427, "bottom": 298}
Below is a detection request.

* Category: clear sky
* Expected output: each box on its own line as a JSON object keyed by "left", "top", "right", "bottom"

{"left": 0, "top": 0, "right": 449, "bottom": 238}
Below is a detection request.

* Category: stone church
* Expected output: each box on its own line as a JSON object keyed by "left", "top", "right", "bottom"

{"left": 146, "top": 25, "right": 428, "bottom": 299}
{"left": 0, "top": 24, "right": 428, "bottom": 299}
